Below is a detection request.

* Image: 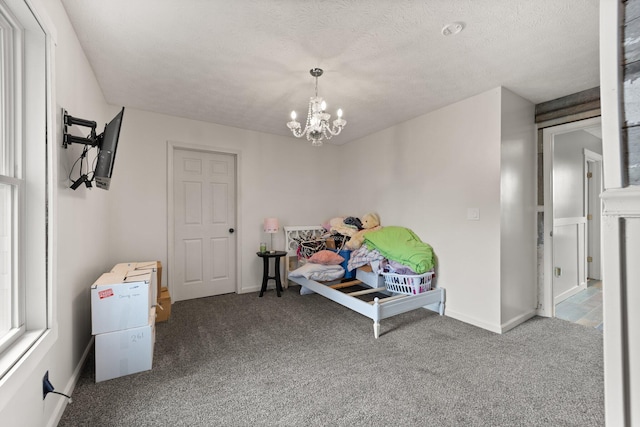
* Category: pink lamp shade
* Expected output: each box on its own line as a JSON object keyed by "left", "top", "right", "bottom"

{"left": 263, "top": 218, "right": 279, "bottom": 233}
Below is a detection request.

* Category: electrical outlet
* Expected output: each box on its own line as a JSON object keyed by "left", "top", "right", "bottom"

{"left": 43, "top": 371, "right": 54, "bottom": 400}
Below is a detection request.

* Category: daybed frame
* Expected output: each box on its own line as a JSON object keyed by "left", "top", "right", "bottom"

{"left": 284, "top": 226, "right": 446, "bottom": 338}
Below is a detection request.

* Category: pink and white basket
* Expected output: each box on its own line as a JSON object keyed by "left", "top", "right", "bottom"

{"left": 382, "top": 271, "right": 434, "bottom": 295}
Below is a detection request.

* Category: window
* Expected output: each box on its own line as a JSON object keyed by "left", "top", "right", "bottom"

{"left": 0, "top": 0, "right": 51, "bottom": 380}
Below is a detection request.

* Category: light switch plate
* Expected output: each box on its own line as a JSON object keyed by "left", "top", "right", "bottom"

{"left": 467, "top": 208, "right": 480, "bottom": 220}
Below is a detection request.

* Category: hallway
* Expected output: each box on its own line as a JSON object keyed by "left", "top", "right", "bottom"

{"left": 555, "top": 280, "right": 603, "bottom": 331}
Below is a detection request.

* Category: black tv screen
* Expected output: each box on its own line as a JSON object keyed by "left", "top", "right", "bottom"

{"left": 94, "top": 107, "right": 124, "bottom": 190}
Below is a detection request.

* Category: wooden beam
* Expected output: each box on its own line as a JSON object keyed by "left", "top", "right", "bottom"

{"left": 368, "top": 294, "right": 407, "bottom": 304}
{"left": 535, "top": 87, "right": 601, "bottom": 123}
{"left": 346, "top": 287, "right": 387, "bottom": 297}
{"left": 328, "top": 280, "right": 361, "bottom": 290}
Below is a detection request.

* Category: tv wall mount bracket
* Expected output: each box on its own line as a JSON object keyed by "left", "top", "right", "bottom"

{"left": 62, "top": 110, "right": 99, "bottom": 149}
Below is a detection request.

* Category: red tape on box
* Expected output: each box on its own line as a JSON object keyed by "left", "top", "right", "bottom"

{"left": 98, "top": 288, "right": 114, "bottom": 299}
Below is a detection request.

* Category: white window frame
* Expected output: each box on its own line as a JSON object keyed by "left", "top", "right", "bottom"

{"left": 0, "top": 0, "right": 24, "bottom": 357}
{"left": 0, "top": 0, "right": 57, "bottom": 410}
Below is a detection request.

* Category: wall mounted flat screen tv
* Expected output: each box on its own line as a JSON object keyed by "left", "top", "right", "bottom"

{"left": 94, "top": 107, "right": 124, "bottom": 190}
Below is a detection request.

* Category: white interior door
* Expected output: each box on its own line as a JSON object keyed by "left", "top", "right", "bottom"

{"left": 552, "top": 220, "right": 586, "bottom": 304}
{"left": 173, "top": 148, "right": 236, "bottom": 301}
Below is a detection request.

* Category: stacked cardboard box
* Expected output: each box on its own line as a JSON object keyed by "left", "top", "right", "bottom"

{"left": 91, "top": 262, "right": 160, "bottom": 382}
{"left": 156, "top": 286, "right": 172, "bottom": 322}
{"left": 111, "top": 261, "right": 161, "bottom": 304}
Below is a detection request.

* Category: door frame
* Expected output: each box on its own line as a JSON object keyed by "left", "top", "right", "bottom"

{"left": 167, "top": 140, "right": 242, "bottom": 298}
{"left": 541, "top": 116, "right": 601, "bottom": 317}
{"left": 583, "top": 148, "right": 603, "bottom": 280}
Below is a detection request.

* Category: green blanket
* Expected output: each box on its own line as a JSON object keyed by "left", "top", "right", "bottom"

{"left": 364, "top": 226, "right": 434, "bottom": 273}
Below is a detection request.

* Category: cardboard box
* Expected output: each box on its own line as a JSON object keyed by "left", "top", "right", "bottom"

{"left": 325, "top": 237, "right": 336, "bottom": 250}
{"left": 132, "top": 267, "right": 158, "bottom": 305}
{"left": 156, "top": 261, "right": 162, "bottom": 300}
{"left": 356, "top": 266, "right": 385, "bottom": 288}
{"left": 110, "top": 262, "right": 136, "bottom": 276}
{"left": 91, "top": 271, "right": 152, "bottom": 335}
{"left": 110, "top": 261, "right": 160, "bottom": 304}
{"left": 95, "top": 308, "right": 156, "bottom": 382}
{"left": 156, "top": 287, "right": 171, "bottom": 322}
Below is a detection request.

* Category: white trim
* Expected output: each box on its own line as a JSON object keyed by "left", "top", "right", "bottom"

{"left": 583, "top": 149, "right": 603, "bottom": 217}
{"left": 22, "top": 0, "right": 57, "bottom": 44}
{"left": 500, "top": 309, "right": 537, "bottom": 334}
{"left": 601, "top": 208, "right": 627, "bottom": 426}
{"left": 600, "top": 1, "right": 634, "bottom": 424}
{"left": 166, "top": 140, "right": 242, "bottom": 299}
{"left": 553, "top": 217, "right": 587, "bottom": 226}
{"left": 0, "top": 328, "right": 56, "bottom": 412}
{"left": 554, "top": 282, "right": 587, "bottom": 305}
{"left": 602, "top": 187, "right": 640, "bottom": 216}
{"left": 600, "top": 0, "right": 624, "bottom": 189}
{"left": 445, "top": 309, "right": 502, "bottom": 334}
{"left": 583, "top": 149, "right": 603, "bottom": 162}
{"left": 583, "top": 149, "right": 603, "bottom": 280}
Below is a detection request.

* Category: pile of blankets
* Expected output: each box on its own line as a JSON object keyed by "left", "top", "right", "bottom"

{"left": 347, "top": 226, "right": 435, "bottom": 275}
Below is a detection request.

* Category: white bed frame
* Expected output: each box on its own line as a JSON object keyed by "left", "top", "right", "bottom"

{"left": 284, "top": 226, "right": 446, "bottom": 338}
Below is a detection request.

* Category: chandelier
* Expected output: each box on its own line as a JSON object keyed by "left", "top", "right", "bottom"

{"left": 286, "top": 68, "right": 346, "bottom": 146}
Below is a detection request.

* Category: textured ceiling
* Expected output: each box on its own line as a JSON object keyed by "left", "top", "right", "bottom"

{"left": 60, "top": 0, "right": 600, "bottom": 144}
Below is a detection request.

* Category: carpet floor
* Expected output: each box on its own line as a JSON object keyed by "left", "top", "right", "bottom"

{"left": 58, "top": 286, "right": 604, "bottom": 426}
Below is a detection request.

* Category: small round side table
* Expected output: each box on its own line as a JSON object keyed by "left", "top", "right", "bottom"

{"left": 257, "top": 251, "right": 287, "bottom": 297}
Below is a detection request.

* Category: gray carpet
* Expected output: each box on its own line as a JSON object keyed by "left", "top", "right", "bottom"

{"left": 58, "top": 286, "right": 604, "bottom": 426}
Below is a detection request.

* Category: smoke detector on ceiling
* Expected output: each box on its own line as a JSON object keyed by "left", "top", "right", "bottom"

{"left": 441, "top": 22, "right": 465, "bottom": 36}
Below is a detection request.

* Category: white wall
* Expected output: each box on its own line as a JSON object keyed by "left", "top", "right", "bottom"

{"left": 499, "top": 88, "right": 537, "bottom": 329}
{"left": 106, "top": 108, "right": 343, "bottom": 294}
{"left": 339, "top": 88, "right": 507, "bottom": 331}
{"left": 338, "top": 87, "right": 536, "bottom": 332}
{"left": 554, "top": 130, "right": 602, "bottom": 218}
{"left": 0, "top": 0, "right": 111, "bottom": 426}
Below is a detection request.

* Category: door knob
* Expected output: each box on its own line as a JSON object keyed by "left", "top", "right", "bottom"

{"left": 229, "top": 228, "right": 235, "bottom": 233}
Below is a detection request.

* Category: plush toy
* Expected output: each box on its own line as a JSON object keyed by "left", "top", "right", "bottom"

{"left": 345, "top": 213, "right": 381, "bottom": 250}
{"left": 329, "top": 217, "right": 358, "bottom": 237}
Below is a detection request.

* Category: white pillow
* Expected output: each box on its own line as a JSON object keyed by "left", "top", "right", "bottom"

{"left": 289, "top": 262, "right": 345, "bottom": 281}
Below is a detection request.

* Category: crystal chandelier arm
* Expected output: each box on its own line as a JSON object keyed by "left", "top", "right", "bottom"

{"left": 287, "top": 119, "right": 306, "bottom": 138}
{"left": 323, "top": 119, "right": 347, "bottom": 137}
{"left": 290, "top": 128, "right": 306, "bottom": 138}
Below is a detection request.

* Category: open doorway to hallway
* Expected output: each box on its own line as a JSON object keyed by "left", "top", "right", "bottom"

{"left": 555, "top": 279, "right": 603, "bottom": 331}
{"left": 540, "top": 117, "right": 603, "bottom": 331}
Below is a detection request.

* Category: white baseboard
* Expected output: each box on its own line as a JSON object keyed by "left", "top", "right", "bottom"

{"left": 500, "top": 309, "right": 537, "bottom": 333}
{"left": 445, "top": 309, "right": 502, "bottom": 334}
{"left": 47, "top": 336, "right": 94, "bottom": 427}
{"left": 554, "top": 282, "right": 587, "bottom": 305}
{"left": 446, "top": 308, "right": 538, "bottom": 334}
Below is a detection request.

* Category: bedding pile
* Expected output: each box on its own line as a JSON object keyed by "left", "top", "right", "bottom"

{"left": 290, "top": 223, "right": 435, "bottom": 283}
{"left": 362, "top": 226, "right": 435, "bottom": 274}
{"left": 288, "top": 262, "right": 345, "bottom": 281}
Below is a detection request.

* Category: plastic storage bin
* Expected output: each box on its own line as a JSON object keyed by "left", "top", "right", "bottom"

{"left": 382, "top": 271, "right": 434, "bottom": 295}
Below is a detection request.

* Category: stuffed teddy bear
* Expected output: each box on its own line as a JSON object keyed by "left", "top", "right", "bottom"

{"left": 345, "top": 213, "right": 381, "bottom": 250}
{"left": 328, "top": 217, "right": 358, "bottom": 237}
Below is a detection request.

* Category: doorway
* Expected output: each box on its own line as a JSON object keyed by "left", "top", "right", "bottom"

{"left": 168, "top": 143, "right": 239, "bottom": 302}
{"left": 584, "top": 149, "right": 603, "bottom": 281}
{"left": 541, "top": 117, "right": 602, "bottom": 321}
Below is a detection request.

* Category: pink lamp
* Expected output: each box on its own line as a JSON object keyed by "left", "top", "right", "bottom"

{"left": 263, "top": 218, "right": 279, "bottom": 252}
